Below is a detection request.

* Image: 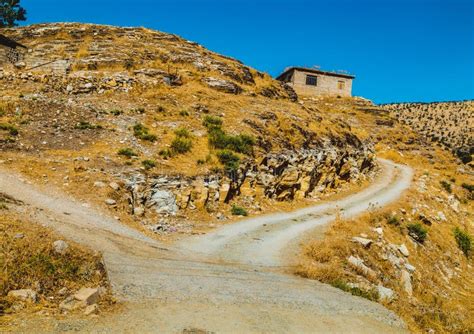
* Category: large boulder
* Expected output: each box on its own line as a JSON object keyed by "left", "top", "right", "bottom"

{"left": 202, "top": 77, "right": 243, "bottom": 94}
{"left": 150, "top": 190, "right": 178, "bottom": 215}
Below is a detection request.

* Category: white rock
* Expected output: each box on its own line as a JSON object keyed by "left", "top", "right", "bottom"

{"left": 398, "top": 244, "right": 410, "bottom": 257}
{"left": 448, "top": 195, "right": 460, "bottom": 213}
{"left": 405, "top": 263, "right": 416, "bottom": 272}
{"left": 105, "top": 198, "right": 116, "bottom": 205}
{"left": 93, "top": 181, "right": 106, "bottom": 188}
{"left": 109, "top": 182, "right": 120, "bottom": 190}
{"left": 436, "top": 211, "right": 447, "bottom": 222}
{"left": 53, "top": 240, "right": 69, "bottom": 255}
{"left": 377, "top": 285, "right": 395, "bottom": 302}
{"left": 74, "top": 287, "right": 100, "bottom": 305}
{"left": 400, "top": 270, "right": 413, "bottom": 296}
{"left": 351, "top": 237, "right": 373, "bottom": 248}
{"left": 84, "top": 303, "right": 98, "bottom": 315}
{"left": 374, "top": 227, "right": 383, "bottom": 236}
{"left": 150, "top": 190, "right": 178, "bottom": 215}
{"left": 8, "top": 289, "right": 37, "bottom": 302}
{"left": 347, "top": 255, "right": 376, "bottom": 279}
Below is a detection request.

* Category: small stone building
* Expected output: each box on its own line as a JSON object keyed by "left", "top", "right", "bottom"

{"left": 0, "top": 34, "right": 27, "bottom": 68}
{"left": 277, "top": 67, "right": 354, "bottom": 97}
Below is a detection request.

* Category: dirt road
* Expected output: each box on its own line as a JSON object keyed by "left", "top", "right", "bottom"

{"left": 1, "top": 159, "right": 412, "bottom": 333}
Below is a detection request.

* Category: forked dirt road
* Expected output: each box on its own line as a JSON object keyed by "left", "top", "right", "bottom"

{"left": 1, "top": 159, "right": 412, "bottom": 333}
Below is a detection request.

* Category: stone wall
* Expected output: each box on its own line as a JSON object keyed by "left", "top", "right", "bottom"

{"left": 287, "top": 70, "right": 353, "bottom": 97}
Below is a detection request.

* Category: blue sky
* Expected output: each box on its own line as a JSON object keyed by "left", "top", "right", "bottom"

{"left": 20, "top": 0, "right": 474, "bottom": 103}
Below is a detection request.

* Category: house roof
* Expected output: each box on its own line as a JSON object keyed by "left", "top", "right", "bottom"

{"left": 276, "top": 66, "right": 355, "bottom": 80}
{"left": 0, "top": 34, "right": 27, "bottom": 49}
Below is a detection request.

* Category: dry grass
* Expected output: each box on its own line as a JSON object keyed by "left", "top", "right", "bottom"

{"left": 0, "top": 204, "right": 111, "bottom": 316}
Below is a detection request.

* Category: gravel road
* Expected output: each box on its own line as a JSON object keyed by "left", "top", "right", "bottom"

{"left": 0, "top": 159, "right": 412, "bottom": 333}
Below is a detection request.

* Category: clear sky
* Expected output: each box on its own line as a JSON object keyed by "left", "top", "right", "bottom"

{"left": 20, "top": 0, "right": 474, "bottom": 103}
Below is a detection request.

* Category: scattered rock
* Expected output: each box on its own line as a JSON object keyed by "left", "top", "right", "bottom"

{"left": 109, "top": 182, "right": 120, "bottom": 191}
{"left": 94, "top": 181, "right": 106, "bottom": 188}
{"left": 405, "top": 263, "right": 416, "bottom": 272}
{"left": 436, "top": 211, "right": 447, "bottom": 222}
{"left": 400, "top": 270, "right": 413, "bottom": 296}
{"left": 374, "top": 227, "right": 383, "bottom": 236}
{"left": 7, "top": 289, "right": 37, "bottom": 302}
{"left": 351, "top": 237, "right": 373, "bottom": 248}
{"left": 398, "top": 244, "right": 409, "bottom": 257}
{"left": 73, "top": 287, "right": 100, "bottom": 305}
{"left": 53, "top": 240, "right": 69, "bottom": 255}
{"left": 14, "top": 233, "right": 25, "bottom": 239}
{"left": 84, "top": 303, "right": 99, "bottom": 316}
{"left": 150, "top": 190, "right": 178, "bottom": 215}
{"left": 377, "top": 285, "right": 395, "bottom": 302}
{"left": 202, "top": 77, "right": 243, "bottom": 94}
{"left": 347, "top": 255, "right": 376, "bottom": 279}
{"left": 105, "top": 198, "right": 117, "bottom": 205}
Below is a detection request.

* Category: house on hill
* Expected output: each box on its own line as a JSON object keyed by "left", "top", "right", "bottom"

{"left": 277, "top": 67, "right": 355, "bottom": 97}
{"left": 0, "top": 34, "right": 27, "bottom": 67}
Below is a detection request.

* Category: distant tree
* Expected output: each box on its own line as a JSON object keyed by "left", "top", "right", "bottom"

{"left": 0, "top": 0, "right": 27, "bottom": 28}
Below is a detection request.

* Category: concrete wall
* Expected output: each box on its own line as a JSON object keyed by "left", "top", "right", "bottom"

{"left": 286, "top": 70, "right": 353, "bottom": 97}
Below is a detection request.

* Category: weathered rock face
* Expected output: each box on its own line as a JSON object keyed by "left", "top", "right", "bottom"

{"left": 124, "top": 142, "right": 376, "bottom": 217}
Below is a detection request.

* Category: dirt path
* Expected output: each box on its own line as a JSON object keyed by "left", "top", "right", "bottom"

{"left": 1, "top": 159, "right": 412, "bottom": 333}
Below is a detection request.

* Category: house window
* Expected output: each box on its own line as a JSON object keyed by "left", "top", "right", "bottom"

{"left": 306, "top": 75, "right": 318, "bottom": 86}
{"left": 337, "top": 81, "right": 345, "bottom": 90}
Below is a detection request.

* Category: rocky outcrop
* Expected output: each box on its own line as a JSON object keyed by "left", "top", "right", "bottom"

{"left": 124, "top": 143, "right": 376, "bottom": 220}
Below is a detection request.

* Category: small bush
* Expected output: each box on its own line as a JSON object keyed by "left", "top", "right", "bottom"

{"left": 179, "top": 110, "right": 190, "bottom": 117}
{"left": 453, "top": 227, "right": 472, "bottom": 257}
{"left": 331, "top": 280, "right": 379, "bottom": 302}
{"left": 203, "top": 115, "right": 223, "bottom": 130}
{"left": 159, "top": 149, "right": 172, "bottom": 159}
{"left": 135, "top": 107, "right": 146, "bottom": 114}
{"left": 170, "top": 137, "right": 192, "bottom": 154}
{"left": 133, "top": 123, "right": 157, "bottom": 142}
{"left": 217, "top": 150, "right": 240, "bottom": 172}
{"left": 196, "top": 159, "right": 205, "bottom": 165}
{"left": 118, "top": 148, "right": 138, "bottom": 158}
{"left": 387, "top": 215, "right": 400, "bottom": 226}
{"left": 174, "top": 128, "right": 191, "bottom": 138}
{"left": 141, "top": 159, "right": 156, "bottom": 170}
{"left": 208, "top": 128, "right": 255, "bottom": 155}
{"left": 231, "top": 204, "right": 248, "bottom": 216}
{"left": 109, "top": 109, "right": 122, "bottom": 116}
{"left": 0, "top": 123, "right": 18, "bottom": 136}
{"left": 407, "top": 223, "right": 428, "bottom": 243}
{"left": 461, "top": 183, "right": 474, "bottom": 193}
{"left": 440, "top": 180, "right": 452, "bottom": 193}
{"left": 75, "top": 121, "right": 102, "bottom": 130}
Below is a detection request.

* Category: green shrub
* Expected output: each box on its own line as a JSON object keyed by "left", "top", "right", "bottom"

{"left": 75, "top": 121, "right": 102, "bottom": 130}
{"left": 202, "top": 115, "right": 223, "bottom": 130}
{"left": 387, "top": 215, "right": 400, "bottom": 226}
{"left": 217, "top": 150, "right": 240, "bottom": 172}
{"left": 179, "top": 110, "right": 190, "bottom": 117}
{"left": 170, "top": 137, "right": 192, "bottom": 154}
{"left": 0, "top": 123, "right": 18, "bottom": 136}
{"left": 453, "top": 227, "right": 472, "bottom": 257}
{"left": 109, "top": 109, "right": 122, "bottom": 116}
{"left": 208, "top": 128, "right": 255, "bottom": 155}
{"left": 461, "top": 183, "right": 474, "bottom": 193}
{"left": 159, "top": 149, "right": 172, "bottom": 159}
{"left": 133, "top": 123, "right": 157, "bottom": 142}
{"left": 196, "top": 159, "right": 205, "bottom": 165}
{"left": 331, "top": 280, "right": 379, "bottom": 301}
{"left": 135, "top": 107, "right": 146, "bottom": 114}
{"left": 407, "top": 223, "right": 428, "bottom": 243}
{"left": 440, "top": 180, "right": 452, "bottom": 193}
{"left": 118, "top": 148, "right": 138, "bottom": 158}
{"left": 174, "top": 128, "right": 191, "bottom": 138}
{"left": 141, "top": 159, "right": 156, "bottom": 170}
{"left": 231, "top": 204, "right": 248, "bottom": 216}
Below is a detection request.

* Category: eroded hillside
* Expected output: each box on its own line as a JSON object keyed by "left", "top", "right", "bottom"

{"left": 0, "top": 23, "right": 375, "bottom": 238}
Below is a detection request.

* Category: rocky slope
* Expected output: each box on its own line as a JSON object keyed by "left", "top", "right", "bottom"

{"left": 0, "top": 23, "right": 376, "bottom": 236}
{"left": 381, "top": 101, "right": 473, "bottom": 164}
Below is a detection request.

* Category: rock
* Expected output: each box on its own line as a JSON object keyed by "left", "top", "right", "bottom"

{"left": 418, "top": 214, "right": 432, "bottom": 226}
{"left": 84, "top": 303, "right": 99, "bottom": 315}
{"left": 59, "top": 296, "right": 80, "bottom": 311}
{"left": 448, "top": 195, "right": 460, "bottom": 213}
{"left": 405, "top": 263, "right": 416, "bottom": 272}
{"left": 7, "top": 289, "right": 37, "bottom": 302}
{"left": 398, "top": 244, "right": 409, "bottom": 257}
{"left": 58, "top": 287, "right": 68, "bottom": 296}
{"left": 436, "top": 211, "right": 447, "bottom": 222}
{"left": 202, "top": 77, "right": 243, "bottom": 94}
{"left": 133, "top": 206, "right": 145, "bottom": 216}
{"left": 94, "top": 181, "right": 106, "bottom": 188}
{"left": 150, "top": 190, "right": 178, "bottom": 215}
{"left": 377, "top": 285, "right": 395, "bottom": 302}
{"left": 374, "top": 227, "right": 383, "bottom": 236}
{"left": 53, "top": 240, "right": 69, "bottom": 255}
{"left": 109, "top": 182, "right": 120, "bottom": 191}
{"left": 347, "top": 255, "right": 376, "bottom": 279}
{"left": 400, "top": 270, "right": 413, "bottom": 296}
{"left": 105, "top": 198, "right": 117, "bottom": 205}
{"left": 74, "top": 287, "right": 100, "bottom": 305}
{"left": 14, "top": 233, "right": 25, "bottom": 239}
{"left": 351, "top": 237, "right": 373, "bottom": 248}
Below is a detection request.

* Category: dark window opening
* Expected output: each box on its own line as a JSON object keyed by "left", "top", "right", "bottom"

{"left": 306, "top": 75, "right": 317, "bottom": 86}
